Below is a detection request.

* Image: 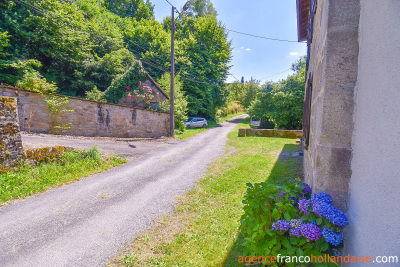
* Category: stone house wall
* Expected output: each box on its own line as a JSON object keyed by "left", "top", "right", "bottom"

{"left": 303, "top": 0, "right": 360, "bottom": 210}
{"left": 0, "top": 85, "right": 170, "bottom": 138}
{"left": 0, "top": 96, "right": 25, "bottom": 172}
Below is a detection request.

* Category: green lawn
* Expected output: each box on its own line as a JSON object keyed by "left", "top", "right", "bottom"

{"left": 111, "top": 119, "right": 302, "bottom": 267}
{"left": 0, "top": 147, "right": 126, "bottom": 205}
{"left": 175, "top": 112, "right": 245, "bottom": 139}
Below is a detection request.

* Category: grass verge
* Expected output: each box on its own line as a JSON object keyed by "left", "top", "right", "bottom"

{"left": 0, "top": 147, "right": 126, "bottom": 205}
{"left": 175, "top": 112, "right": 245, "bottom": 140}
{"left": 111, "top": 119, "right": 302, "bottom": 266}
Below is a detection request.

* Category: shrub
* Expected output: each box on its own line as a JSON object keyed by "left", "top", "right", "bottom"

{"left": 240, "top": 181, "right": 346, "bottom": 266}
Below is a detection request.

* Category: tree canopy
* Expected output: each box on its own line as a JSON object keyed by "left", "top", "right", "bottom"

{"left": 0, "top": 0, "right": 232, "bottom": 121}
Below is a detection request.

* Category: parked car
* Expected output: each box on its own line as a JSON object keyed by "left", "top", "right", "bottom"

{"left": 250, "top": 115, "right": 261, "bottom": 128}
{"left": 184, "top": 117, "right": 208, "bottom": 128}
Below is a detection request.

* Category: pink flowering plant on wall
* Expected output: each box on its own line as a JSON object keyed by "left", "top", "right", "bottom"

{"left": 240, "top": 180, "right": 347, "bottom": 266}
{"left": 121, "top": 81, "right": 159, "bottom": 107}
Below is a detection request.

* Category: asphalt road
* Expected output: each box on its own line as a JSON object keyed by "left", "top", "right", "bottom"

{"left": 0, "top": 114, "right": 247, "bottom": 267}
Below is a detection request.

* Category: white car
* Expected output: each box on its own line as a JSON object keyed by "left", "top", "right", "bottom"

{"left": 250, "top": 116, "right": 261, "bottom": 128}
{"left": 184, "top": 117, "right": 208, "bottom": 128}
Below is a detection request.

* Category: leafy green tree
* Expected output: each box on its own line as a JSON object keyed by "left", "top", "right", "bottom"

{"left": 103, "top": 0, "right": 154, "bottom": 20}
{"left": 104, "top": 60, "right": 147, "bottom": 104}
{"left": 175, "top": 14, "right": 232, "bottom": 119}
{"left": 183, "top": 0, "right": 217, "bottom": 17}
{"left": 247, "top": 57, "right": 306, "bottom": 130}
{"left": 157, "top": 73, "right": 188, "bottom": 132}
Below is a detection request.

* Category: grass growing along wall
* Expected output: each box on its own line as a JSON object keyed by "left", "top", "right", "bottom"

{"left": 111, "top": 118, "right": 302, "bottom": 266}
{"left": 0, "top": 147, "right": 126, "bottom": 205}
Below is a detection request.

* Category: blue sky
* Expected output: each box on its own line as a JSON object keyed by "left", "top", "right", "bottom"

{"left": 152, "top": 0, "right": 307, "bottom": 84}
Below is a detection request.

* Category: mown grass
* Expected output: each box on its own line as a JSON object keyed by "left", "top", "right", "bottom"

{"left": 111, "top": 118, "right": 302, "bottom": 267}
{"left": 175, "top": 112, "right": 245, "bottom": 139}
{"left": 0, "top": 147, "right": 126, "bottom": 205}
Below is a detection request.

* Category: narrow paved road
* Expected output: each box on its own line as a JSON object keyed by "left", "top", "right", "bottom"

{"left": 0, "top": 114, "right": 247, "bottom": 267}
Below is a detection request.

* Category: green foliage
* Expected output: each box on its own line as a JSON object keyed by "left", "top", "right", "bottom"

{"left": 157, "top": 73, "right": 188, "bottom": 131}
{"left": 216, "top": 100, "right": 243, "bottom": 118}
{"left": 86, "top": 86, "right": 105, "bottom": 102}
{"left": 104, "top": 61, "right": 147, "bottom": 104}
{"left": 17, "top": 69, "right": 72, "bottom": 130}
{"left": 175, "top": 14, "right": 232, "bottom": 119}
{"left": 247, "top": 57, "right": 306, "bottom": 130}
{"left": 17, "top": 69, "right": 57, "bottom": 95}
{"left": 0, "top": 30, "right": 10, "bottom": 58}
{"left": 240, "top": 181, "right": 341, "bottom": 267}
{"left": 103, "top": 0, "right": 154, "bottom": 20}
{"left": 0, "top": 0, "right": 232, "bottom": 119}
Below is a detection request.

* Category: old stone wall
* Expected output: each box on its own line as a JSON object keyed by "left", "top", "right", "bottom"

{"left": 303, "top": 0, "right": 360, "bottom": 210}
{"left": 0, "top": 96, "right": 25, "bottom": 172}
{"left": 0, "top": 85, "right": 170, "bottom": 138}
{"left": 238, "top": 128, "right": 302, "bottom": 138}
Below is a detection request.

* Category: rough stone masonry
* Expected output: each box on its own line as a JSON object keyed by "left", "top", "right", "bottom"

{"left": 0, "top": 96, "right": 25, "bottom": 172}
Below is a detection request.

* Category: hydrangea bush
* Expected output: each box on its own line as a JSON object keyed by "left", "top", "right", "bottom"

{"left": 240, "top": 180, "right": 347, "bottom": 266}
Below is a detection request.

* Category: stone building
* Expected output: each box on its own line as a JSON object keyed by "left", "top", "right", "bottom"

{"left": 297, "top": 0, "right": 400, "bottom": 262}
{"left": 121, "top": 73, "right": 170, "bottom": 111}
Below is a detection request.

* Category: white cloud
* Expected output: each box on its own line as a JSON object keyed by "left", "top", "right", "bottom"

{"left": 289, "top": 52, "right": 299, "bottom": 56}
{"left": 245, "top": 48, "right": 251, "bottom": 51}
{"left": 240, "top": 46, "right": 245, "bottom": 50}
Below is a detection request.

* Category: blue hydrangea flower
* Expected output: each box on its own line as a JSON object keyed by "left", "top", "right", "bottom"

{"left": 322, "top": 226, "right": 344, "bottom": 246}
{"left": 289, "top": 196, "right": 297, "bottom": 205}
{"left": 300, "top": 183, "right": 312, "bottom": 194}
{"left": 300, "top": 223, "right": 322, "bottom": 241}
{"left": 324, "top": 206, "right": 348, "bottom": 226}
{"left": 276, "top": 220, "right": 291, "bottom": 231}
{"left": 279, "top": 192, "right": 287, "bottom": 198}
{"left": 290, "top": 219, "right": 302, "bottom": 228}
{"left": 289, "top": 228, "right": 302, "bottom": 238}
{"left": 311, "top": 192, "right": 333, "bottom": 205}
{"left": 298, "top": 198, "right": 312, "bottom": 215}
{"left": 312, "top": 201, "right": 348, "bottom": 226}
{"left": 271, "top": 222, "right": 279, "bottom": 231}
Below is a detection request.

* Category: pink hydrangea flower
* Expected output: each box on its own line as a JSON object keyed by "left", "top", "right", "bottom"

{"left": 128, "top": 93, "right": 132, "bottom": 98}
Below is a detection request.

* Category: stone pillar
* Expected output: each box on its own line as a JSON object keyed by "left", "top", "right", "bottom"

{"left": 303, "top": 0, "right": 361, "bottom": 210}
{"left": 0, "top": 96, "right": 25, "bottom": 172}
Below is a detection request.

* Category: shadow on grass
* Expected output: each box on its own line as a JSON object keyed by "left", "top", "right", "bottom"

{"left": 222, "top": 143, "right": 303, "bottom": 266}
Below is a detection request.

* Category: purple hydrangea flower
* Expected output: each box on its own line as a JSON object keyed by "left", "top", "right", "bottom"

{"left": 280, "top": 192, "right": 287, "bottom": 198}
{"left": 312, "top": 201, "right": 331, "bottom": 217}
{"left": 289, "top": 228, "right": 302, "bottom": 238}
{"left": 300, "top": 223, "right": 322, "bottom": 241}
{"left": 271, "top": 222, "right": 279, "bottom": 231}
{"left": 300, "top": 183, "right": 312, "bottom": 194}
{"left": 276, "top": 220, "right": 291, "bottom": 231}
{"left": 290, "top": 219, "right": 302, "bottom": 228}
{"left": 298, "top": 198, "right": 312, "bottom": 215}
{"left": 311, "top": 192, "right": 333, "bottom": 205}
{"left": 322, "top": 226, "right": 344, "bottom": 246}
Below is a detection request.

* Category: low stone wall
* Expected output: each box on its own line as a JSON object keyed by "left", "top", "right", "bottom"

{"left": 0, "top": 96, "right": 25, "bottom": 172}
{"left": 0, "top": 85, "right": 170, "bottom": 138}
{"left": 238, "top": 128, "right": 303, "bottom": 138}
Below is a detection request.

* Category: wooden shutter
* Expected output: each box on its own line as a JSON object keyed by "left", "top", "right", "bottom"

{"left": 303, "top": 74, "right": 313, "bottom": 149}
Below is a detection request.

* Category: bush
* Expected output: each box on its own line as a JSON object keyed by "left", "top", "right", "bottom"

{"left": 240, "top": 181, "right": 346, "bottom": 266}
